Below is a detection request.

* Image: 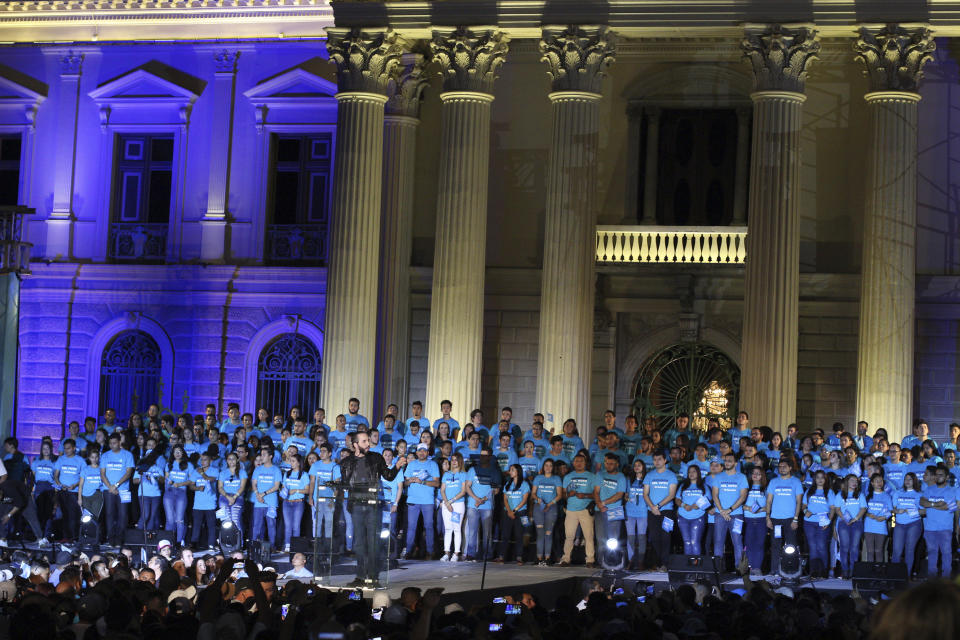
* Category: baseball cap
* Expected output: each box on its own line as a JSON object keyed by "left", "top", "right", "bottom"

{"left": 416, "top": 444, "right": 429, "bottom": 451}
{"left": 157, "top": 539, "right": 172, "bottom": 551}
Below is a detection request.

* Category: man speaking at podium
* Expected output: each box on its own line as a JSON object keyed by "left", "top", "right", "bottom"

{"left": 338, "top": 430, "right": 407, "bottom": 587}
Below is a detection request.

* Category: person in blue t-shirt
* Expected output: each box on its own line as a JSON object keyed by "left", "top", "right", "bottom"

{"left": 712, "top": 453, "right": 748, "bottom": 566}
{"left": 60, "top": 421, "right": 86, "bottom": 455}
{"left": 251, "top": 448, "right": 283, "bottom": 549}
{"left": 54, "top": 439, "right": 86, "bottom": 540}
{"left": 522, "top": 422, "right": 551, "bottom": 460}
{"left": 543, "top": 436, "right": 570, "bottom": 469}
{"left": 307, "top": 443, "right": 341, "bottom": 542}
{"left": 920, "top": 466, "right": 956, "bottom": 578}
{"left": 625, "top": 459, "right": 648, "bottom": 569}
{"left": 560, "top": 419, "right": 586, "bottom": 462}
{"left": 99, "top": 433, "right": 134, "bottom": 547}
{"left": 164, "top": 445, "right": 194, "bottom": 545}
{"left": 190, "top": 453, "right": 219, "bottom": 550}
{"left": 496, "top": 464, "right": 530, "bottom": 563}
{"left": 403, "top": 444, "right": 441, "bottom": 559}
{"left": 595, "top": 452, "right": 628, "bottom": 554}
{"left": 517, "top": 441, "right": 542, "bottom": 481}
{"left": 31, "top": 441, "right": 58, "bottom": 540}
{"left": 832, "top": 474, "right": 867, "bottom": 579}
{"left": 764, "top": 459, "right": 804, "bottom": 575}
{"left": 432, "top": 400, "right": 461, "bottom": 440}
{"left": 493, "top": 433, "right": 518, "bottom": 473}
{"left": 802, "top": 469, "right": 833, "bottom": 577}
{"left": 561, "top": 452, "right": 598, "bottom": 567}
{"left": 643, "top": 450, "right": 678, "bottom": 571}
{"left": 891, "top": 471, "right": 923, "bottom": 576}
{"left": 464, "top": 447, "right": 500, "bottom": 560}
{"left": 742, "top": 467, "right": 768, "bottom": 575}
{"left": 77, "top": 448, "right": 104, "bottom": 543}
{"left": 439, "top": 453, "right": 468, "bottom": 562}
{"left": 405, "top": 401, "right": 430, "bottom": 435}
{"left": 676, "top": 464, "right": 709, "bottom": 555}
{"left": 133, "top": 442, "right": 165, "bottom": 531}
{"left": 344, "top": 397, "right": 370, "bottom": 433}
{"left": 280, "top": 453, "right": 310, "bottom": 552}
{"left": 217, "top": 451, "right": 248, "bottom": 535}
{"left": 531, "top": 458, "right": 562, "bottom": 565}
{"left": 863, "top": 473, "right": 892, "bottom": 562}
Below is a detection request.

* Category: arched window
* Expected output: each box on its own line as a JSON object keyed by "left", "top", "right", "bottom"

{"left": 99, "top": 330, "right": 162, "bottom": 421}
{"left": 256, "top": 333, "right": 322, "bottom": 419}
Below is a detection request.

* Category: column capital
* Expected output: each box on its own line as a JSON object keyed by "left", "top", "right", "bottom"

{"left": 213, "top": 49, "right": 239, "bottom": 74}
{"left": 539, "top": 25, "right": 616, "bottom": 94}
{"left": 741, "top": 24, "right": 820, "bottom": 93}
{"left": 58, "top": 51, "right": 83, "bottom": 77}
{"left": 385, "top": 54, "right": 430, "bottom": 118}
{"left": 854, "top": 24, "right": 935, "bottom": 94}
{"left": 431, "top": 26, "right": 509, "bottom": 95}
{"left": 326, "top": 28, "right": 403, "bottom": 96}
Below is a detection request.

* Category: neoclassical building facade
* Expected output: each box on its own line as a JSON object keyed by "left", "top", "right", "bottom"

{"left": 2, "top": 1, "right": 960, "bottom": 450}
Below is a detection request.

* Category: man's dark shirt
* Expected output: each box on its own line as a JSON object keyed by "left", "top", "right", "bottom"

{"left": 339, "top": 451, "right": 401, "bottom": 501}
{"left": 0, "top": 478, "right": 29, "bottom": 509}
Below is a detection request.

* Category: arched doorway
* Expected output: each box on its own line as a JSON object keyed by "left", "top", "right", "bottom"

{"left": 633, "top": 342, "right": 740, "bottom": 432}
{"left": 255, "top": 332, "right": 323, "bottom": 419}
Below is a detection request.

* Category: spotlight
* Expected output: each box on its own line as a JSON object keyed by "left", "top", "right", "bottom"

{"left": 778, "top": 544, "right": 803, "bottom": 585}
{"left": 79, "top": 513, "right": 99, "bottom": 549}
{"left": 606, "top": 538, "right": 619, "bottom": 551}
{"left": 380, "top": 529, "right": 390, "bottom": 539}
{"left": 601, "top": 537, "right": 624, "bottom": 571}
{"left": 218, "top": 520, "right": 240, "bottom": 554}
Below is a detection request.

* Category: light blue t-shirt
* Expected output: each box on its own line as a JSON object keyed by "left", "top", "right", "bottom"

{"left": 494, "top": 448, "right": 518, "bottom": 473}
{"left": 191, "top": 466, "right": 219, "bottom": 510}
{"left": 922, "top": 485, "right": 956, "bottom": 531}
{"left": 831, "top": 490, "right": 867, "bottom": 522}
{"left": 31, "top": 458, "right": 57, "bottom": 485}
{"left": 714, "top": 472, "right": 748, "bottom": 516}
{"left": 563, "top": 471, "right": 597, "bottom": 512}
{"left": 80, "top": 464, "right": 103, "bottom": 497}
{"left": 55, "top": 454, "right": 85, "bottom": 491}
{"left": 532, "top": 474, "right": 561, "bottom": 505}
{"left": 466, "top": 467, "right": 494, "bottom": 510}
{"left": 218, "top": 468, "right": 247, "bottom": 495}
{"left": 743, "top": 485, "right": 767, "bottom": 518}
{"left": 345, "top": 413, "right": 370, "bottom": 432}
{"left": 678, "top": 485, "right": 708, "bottom": 519}
{"left": 307, "top": 460, "right": 341, "bottom": 499}
{"left": 625, "top": 478, "right": 647, "bottom": 518}
{"left": 561, "top": 435, "right": 585, "bottom": 460}
{"left": 166, "top": 462, "right": 194, "bottom": 492}
{"left": 864, "top": 491, "right": 893, "bottom": 534}
{"left": 433, "top": 417, "right": 460, "bottom": 436}
{"left": 883, "top": 462, "right": 907, "bottom": 490}
{"left": 523, "top": 433, "right": 551, "bottom": 459}
{"left": 765, "top": 476, "right": 804, "bottom": 520}
{"left": 518, "top": 455, "right": 542, "bottom": 479}
{"left": 803, "top": 488, "right": 831, "bottom": 524}
{"left": 100, "top": 448, "right": 135, "bottom": 491}
{"left": 442, "top": 470, "right": 468, "bottom": 503}
{"left": 251, "top": 465, "right": 283, "bottom": 508}
{"left": 137, "top": 460, "right": 166, "bottom": 498}
{"left": 286, "top": 436, "right": 312, "bottom": 458}
{"left": 894, "top": 489, "right": 922, "bottom": 525}
{"left": 504, "top": 481, "right": 530, "bottom": 511}
{"left": 597, "top": 471, "right": 627, "bottom": 503}
{"left": 406, "top": 459, "right": 440, "bottom": 505}
{"left": 282, "top": 470, "right": 310, "bottom": 500}
{"left": 381, "top": 466, "right": 404, "bottom": 503}
{"left": 645, "top": 469, "right": 678, "bottom": 511}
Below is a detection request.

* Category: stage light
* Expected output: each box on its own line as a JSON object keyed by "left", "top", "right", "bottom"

{"left": 606, "top": 538, "right": 619, "bottom": 551}
{"left": 380, "top": 529, "right": 390, "bottom": 539}
{"left": 79, "top": 514, "right": 99, "bottom": 550}
{"left": 601, "top": 537, "right": 624, "bottom": 571}
{"left": 778, "top": 544, "right": 803, "bottom": 585}
{"left": 219, "top": 520, "right": 241, "bottom": 554}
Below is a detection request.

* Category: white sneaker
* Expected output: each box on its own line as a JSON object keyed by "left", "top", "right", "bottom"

{"left": 284, "top": 544, "right": 291, "bottom": 553}
{"left": 439, "top": 553, "right": 450, "bottom": 562}
{"left": 0, "top": 539, "right": 7, "bottom": 548}
{"left": 37, "top": 538, "right": 49, "bottom": 547}
{"left": 450, "top": 554, "right": 459, "bottom": 563}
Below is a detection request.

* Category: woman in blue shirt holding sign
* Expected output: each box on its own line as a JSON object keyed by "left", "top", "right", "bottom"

{"left": 440, "top": 453, "right": 468, "bottom": 562}
{"left": 802, "top": 469, "right": 832, "bottom": 577}
{"left": 496, "top": 464, "right": 530, "bottom": 564}
{"left": 625, "top": 459, "right": 648, "bottom": 569}
{"left": 891, "top": 471, "right": 922, "bottom": 577}
{"left": 217, "top": 452, "right": 248, "bottom": 537}
{"left": 531, "top": 458, "right": 562, "bottom": 566}
{"left": 742, "top": 466, "right": 768, "bottom": 575}
{"left": 832, "top": 474, "right": 867, "bottom": 579}
{"left": 31, "top": 441, "right": 58, "bottom": 540}
{"left": 863, "top": 473, "right": 893, "bottom": 562}
{"left": 675, "top": 465, "right": 708, "bottom": 554}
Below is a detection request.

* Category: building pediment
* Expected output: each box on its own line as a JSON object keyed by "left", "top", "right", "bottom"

{"left": 244, "top": 64, "right": 338, "bottom": 130}
{"left": 0, "top": 65, "right": 47, "bottom": 127}
{"left": 89, "top": 62, "right": 204, "bottom": 126}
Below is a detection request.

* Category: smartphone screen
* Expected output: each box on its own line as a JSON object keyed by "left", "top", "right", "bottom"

{"left": 504, "top": 604, "right": 521, "bottom": 615}
{"left": 489, "top": 623, "right": 503, "bottom": 631}
{"left": 616, "top": 601, "right": 627, "bottom": 608}
{"left": 492, "top": 597, "right": 506, "bottom": 604}
{"left": 348, "top": 590, "right": 361, "bottom": 601}
{"left": 372, "top": 607, "right": 383, "bottom": 621}
{"left": 612, "top": 587, "right": 624, "bottom": 595}
{"left": 637, "top": 596, "right": 646, "bottom": 603}
{"left": 281, "top": 604, "right": 290, "bottom": 620}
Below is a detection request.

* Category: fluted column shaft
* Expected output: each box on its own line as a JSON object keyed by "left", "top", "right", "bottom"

{"left": 424, "top": 92, "right": 494, "bottom": 423}
{"left": 739, "top": 91, "right": 804, "bottom": 429}
{"left": 536, "top": 91, "right": 601, "bottom": 434}
{"left": 375, "top": 114, "right": 419, "bottom": 415}
{"left": 320, "top": 91, "right": 389, "bottom": 415}
{"left": 856, "top": 93, "right": 920, "bottom": 443}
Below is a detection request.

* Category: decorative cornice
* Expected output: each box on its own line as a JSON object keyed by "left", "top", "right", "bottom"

{"left": 213, "top": 49, "right": 239, "bottom": 74}
{"left": 431, "top": 26, "right": 509, "bottom": 95}
{"left": 741, "top": 24, "right": 820, "bottom": 93}
{"left": 539, "top": 25, "right": 615, "bottom": 94}
{"left": 326, "top": 28, "right": 402, "bottom": 96}
{"left": 385, "top": 54, "right": 430, "bottom": 118}
{"left": 854, "top": 24, "right": 935, "bottom": 94}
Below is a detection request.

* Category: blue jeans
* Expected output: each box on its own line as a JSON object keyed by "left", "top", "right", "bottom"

{"left": 891, "top": 519, "right": 921, "bottom": 574}
{"left": 191, "top": 509, "right": 216, "bottom": 548}
{"left": 282, "top": 500, "right": 304, "bottom": 547}
{"left": 625, "top": 516, "right": 648, "bottom": 562}
{"left": 163, "top": 489, "right": 188, "bottom": 543}
{"left": 804, "top": 520, "right": 830, "bottom": 575}
{"left": 312, "top": 498, "right": 335, "bottom": 539}
{"left": 924, "top": 529, "right": 952, "bottom": 577}
{"left": 405, "top": 503, "right": 435, "bottom": 554}
{"left": 533, "top": 504, "right": 558, "bottom": 558}
{"left": 678, "top": 515, "right": 706, "bottom": 555}
{"left": 713, "top": 515, "right": 744, "bottom": 564}
{"left": 103, "top": 491, "right": 128, "bottom": 545}
{"left": 837, "top": 520, "right": 863, "bottom": 575}
{"left": 139, "top": 496, "right": 161, "bottom": 530}
{"left": 251, "top": 506, "right": 276, "bottom": 547}
{"left": 384, "top": 507, "right": 400, "bottom": 557}
{"left": 465, "top": 507, "right": 494, "bottom": 558}
{"left": 351, "top": 503, "right": 383, "bottom": 580}
{"left": 218, "top": 496, "right": 244, "bottom": 538}
{"left": 342, "top": 501, "right": 353, "bottom": 551}
{"left": 743, "top": 517, "right": 766, "bottom": 571}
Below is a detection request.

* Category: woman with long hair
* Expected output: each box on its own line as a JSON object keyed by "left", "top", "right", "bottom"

{"left": 625, "top": 458, "right": 648, "bottom": 570}
{"left": 495, "top": 463, "right": 530, "bottom": 564}
{"left": 891, "top": 471, "right": 923, "bottom": 578}
{"left": 676, "top": 464, "right": 709, "bottom": 555}
{"left": 190, "top": 557, "right": 210, "bottom": 586}
{"left": 864, "top": 472, "right": 892, "bottom": 562}
{"left": 163, "top": 444, "right": 193, "bottom": 546}
{"left": 217, "top": 451, "right": 247, "bottom": 536}
{"left": 802, "top": 469, "right": 832, "bottom": 577}
{"left": 31, "top": 440, "right": 58, "bottom": 541}
{"left": 531, "top": 457, "right": 562, "bottom": 566}
{"left": 560, "top": 420, "right": 585, "bottom": 461}
{"left": 832, "top": 473, "right": 867, "bottom": 579}
{"left": 280, "top": 453, "right": 309, "bottom": 552}
{"left": 742, "top": 466, "right": 768, "bottom": 575}
{"left": 134, "top": 437, "right": 166, "bottom": 531}
{"left": 439, "top": 452, "right": 468, "bottom": 562}
{"left": 77, "top": 448, "right": 104, "bottom": 541}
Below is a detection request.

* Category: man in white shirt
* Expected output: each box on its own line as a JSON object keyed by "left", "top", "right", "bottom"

{"left": 282, "top": 552, "right": 314, "bottom": 581}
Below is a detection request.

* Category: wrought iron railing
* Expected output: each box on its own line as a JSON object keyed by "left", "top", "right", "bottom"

{"left": 108, "top": 223, "right": 167, "bottom": 261}
{"left": 0, "top": 206, "right": 34, "bottom": 274}
{"left": 266, "top": 224, "right": 327, "bottom": 263}
{"left": 596, "top": 225, "right": 748, "bottom": 264}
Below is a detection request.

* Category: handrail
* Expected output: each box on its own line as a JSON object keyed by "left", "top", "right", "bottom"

{"left": 596, "top": 225, "right": 748, "bottom": 264}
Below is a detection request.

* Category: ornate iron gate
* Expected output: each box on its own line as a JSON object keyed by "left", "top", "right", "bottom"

{"left": 255, "top": 333, "right": 322, "bottom": 420}
{"left": 98, "top": 330, "right": 162, "bottom": 421}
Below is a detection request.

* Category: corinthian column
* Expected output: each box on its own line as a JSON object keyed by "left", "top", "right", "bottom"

{"left": 535, "top": 25, "right": 615, "bottom": 437}
{"left": 739, "top": 24, "right": 819, "bottom": 429}
{"left": 424, "top": 27, "right": 508, "bottom": 426}
{"left": 374, "top": 57, "right": 429, "bottom": 416}
{"left": 854, "top": 25, "right": 934, "bottom": 443}
{"left": 320, "top": 29, "right": 401, "bottom": 416}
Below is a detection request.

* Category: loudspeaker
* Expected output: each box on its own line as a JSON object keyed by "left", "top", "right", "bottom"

{"left": 852, "top": 561, "right": 908, "bottom": 593}
{"left": 667, "top": 554, "right": 723, "bottom": 588}
{"left": 124, "top": 529, "right": 175, "bottom": 549}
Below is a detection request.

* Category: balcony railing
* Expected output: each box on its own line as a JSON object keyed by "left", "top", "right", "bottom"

{"left": 0, "top": 206, "right": 33, "bottom": 275}
{"left": 596, "top": 225, "right": 748, "bottom": 264}
{"left": 266, "top": 224, "right": 327, "bottom": 264}
{"left": 108, "top": 223, "right": 167, "bottom": 262}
